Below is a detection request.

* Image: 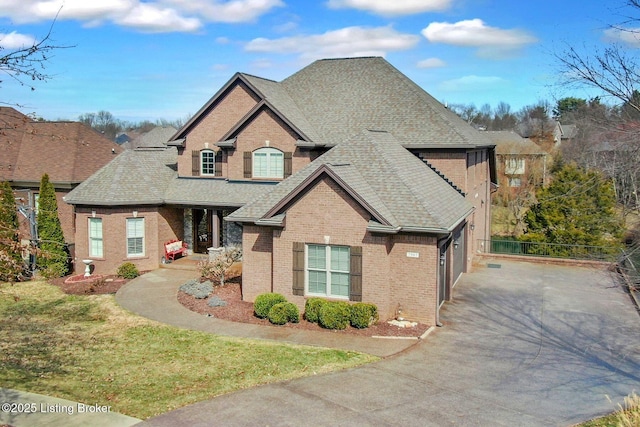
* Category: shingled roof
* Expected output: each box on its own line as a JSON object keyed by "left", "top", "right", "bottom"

{"left": 65, "top": 147, "right": 277, "bottom": 207}
{"left": 485, "top": 131, "right": 546, "bottom": 155}
{"left": 227, "top": 130, "right": 474, "bottom": 234}
{"left": 170, "top": 57, "right": 494, "bottom": 149}
{"left": 0, "top": 107, "right": 123, "bottom": 186}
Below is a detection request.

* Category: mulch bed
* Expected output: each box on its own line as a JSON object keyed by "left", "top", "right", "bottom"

{"left": 49, "top": 274, "right": 135, "bottom": 295}
{"left": 177, "top": 277, "right": 431, "bottom": 338}
{"left": 51, "top": 271, "right": 430, "bottom": 338}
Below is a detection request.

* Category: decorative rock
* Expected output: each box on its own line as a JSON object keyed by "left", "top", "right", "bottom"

{"left": 388, "top": 319, "right": 418, "bottom": 328}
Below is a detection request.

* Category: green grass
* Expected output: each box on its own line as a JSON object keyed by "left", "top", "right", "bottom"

{"left": 579, "top": 393, "right": 640, "bottom": 427}
{"left": 0, "top": 281, "right": 378, "bottom": 419}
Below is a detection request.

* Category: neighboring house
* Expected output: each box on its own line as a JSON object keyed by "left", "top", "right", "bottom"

{"left": 65, "top": 57, "right": 496, "bottom": 325}
{"left": 485, "top": 131, "right": 548, "bottom": 188}
{"left": 0, "top": 107, "right": 123, "bottom": 253}
{"left": 552, "top": 122, "right": 578, "bottom": 145}
{"left": 121, "top": 126, "right": 176, "bottom": 150}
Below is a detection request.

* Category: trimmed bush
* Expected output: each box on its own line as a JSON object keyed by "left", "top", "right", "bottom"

{"left": 350, "top": 303, "right": 379, "bottom": 329}
{"left": 304, "top": 298, "right": 327, "bottom": 323}
{"left": 268, "top": 302, "right": 300, "bottom": 325}
{"left": 117, "top": 262, "right": 140, "bottom": 279}
{"left": 254, "top": 293, "right": 286, "bottom": 319}
{"left": 318, "top": 301, "right": 352, "bottom": 330}
{"left": 179, "top": 279, "right": 213, "bottom": 299}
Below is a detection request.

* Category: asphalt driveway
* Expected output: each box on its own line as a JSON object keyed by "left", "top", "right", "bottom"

{"left": 140, "top": 259, "right": 640, "bottom": 427}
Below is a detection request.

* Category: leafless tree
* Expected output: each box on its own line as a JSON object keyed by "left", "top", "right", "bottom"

{"left": 0, "top": 16, "right": 71, "bottom": 94}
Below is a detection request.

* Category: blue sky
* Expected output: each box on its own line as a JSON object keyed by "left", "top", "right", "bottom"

{"left": 0, "top": 0, "right": 635, "bottom": 122}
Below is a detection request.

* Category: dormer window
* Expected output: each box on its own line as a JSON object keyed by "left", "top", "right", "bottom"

{"left": 201, "top": 150, "right": 216, "bottom": 175}
{"left": 253, "top": 147, "right": 284, "bottom": 179}
{"left": 192, "top": 149, "right": 222, "bottom": 177}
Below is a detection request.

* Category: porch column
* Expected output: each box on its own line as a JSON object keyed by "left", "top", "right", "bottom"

{"left": 211, "top": 209, "right": 221, "bottom": 248}
{"left": 183, "top": 208, "right": 194, "bottom": 255}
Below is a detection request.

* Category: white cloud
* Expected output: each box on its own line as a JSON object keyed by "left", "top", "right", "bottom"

{"left": 0, "top": 31, "right": 37, "bottom": 49}
{"left": 439, "top": 75, "right": 506, "bottom": 91}
{"left": 422, "top": 19, "right": 537, "bottom": 58}
{"left": 117, "top": 3, "right": 201, "bottom": 32}
{"left": 327, "top": 0, "right": 452, "bottom": 16}
{"left": 604, "top": 28, "right": 640, "bottom": 47}
{"left": 162, "top": 0, "right": 284, "bottom": 23}
{"left": 245, "top": 26, "right": 420, "bottom": 60}
{"left": 417, "top": 57, "right": 445, "bottom": 68}
{"left": 0, "top": 0, "right": 282, "bottom": 32}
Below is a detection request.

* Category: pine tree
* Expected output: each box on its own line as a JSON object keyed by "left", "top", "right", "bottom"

{"left": 36, "top": 174, "right": 68, "bottom": 278}
{"left": 0, "top": 181, "right": 25, "bottom": 281}
{"left": 521, "top": 163, "right": 623, "bottom": 256}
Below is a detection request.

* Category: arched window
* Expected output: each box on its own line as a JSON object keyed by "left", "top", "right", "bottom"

{"left": 201, "top": 149, "right": 216, "bottom": 175}
{"left": 252, "top": 147, "right": 284, "bottom": 179}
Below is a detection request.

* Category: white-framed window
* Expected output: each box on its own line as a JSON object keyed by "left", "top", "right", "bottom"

{"left": 505, "top": 157, "right": 525, "bottom": 175}
{"left": 508, "top": 177, "right": 522, "bottom": 187}
{"left": 253, "top": 147, "right": 284, "bottom": 179}
{"left": 88, "top": 218, "right": 103, "bottom": 258}
{"left": 126, "top": 218, "right": 145, "bottom": 257}
{"left": 306, "top": 244, "right": 350, "bottom": 298}
{"left": 201, "top": 150, "right": 216, "bottom": 175}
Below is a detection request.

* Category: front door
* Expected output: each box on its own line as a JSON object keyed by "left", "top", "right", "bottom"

{"left": 194, "top": 209, "right": 213, "bottom": 253}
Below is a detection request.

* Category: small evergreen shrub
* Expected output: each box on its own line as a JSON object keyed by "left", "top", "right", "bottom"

{"left": 179, "top": 279, "right": 213, "bottom": 299}
{"left": 117, "top": 262, "right": 140, "bottom": 279}
{"left": 318, "top": 301, "right": 352, "bottom": 330}
{"left": 207, "top": 296, "right": 227, "bottom": 307}
{"left": 304, "top": 298, "right": 327, "bottom": 323}
{"left": 350, "top": 303, "right": 379, "bottom": 329}
{"left": 254, "top": 293, "right": 287, "bottom": 319}
{"left": 267, "top": 302, "right": 300, "bottom": 325}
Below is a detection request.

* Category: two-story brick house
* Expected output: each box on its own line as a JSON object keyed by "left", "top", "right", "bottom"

{"left": 66, "top": 57, "right": 496, "bottom": 325}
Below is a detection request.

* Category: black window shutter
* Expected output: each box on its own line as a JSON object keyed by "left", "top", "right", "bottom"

{"left": 350, "top": 246, "right": 362, "bottom": 302}
{"left": 192, "top": 150, "right": 200, "bottom": 176}
{"left": 214, "top": 151, "right": 222, "bottom": 176}
{"left": 243, "top": 152, "right": 252, "bottom": 178}
{"left": 292, "top": 242, "right": 305, "bottom": 296}
{"left": 284, "top": 152, "right": 293, "bottom": 178}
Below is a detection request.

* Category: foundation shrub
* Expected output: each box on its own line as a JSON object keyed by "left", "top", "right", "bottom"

{"left": 304, "top": 298, "right": 327, "bottom": 323}
{"left": 318, "top": 301, "right": 352, "bottom": 330}
{"left": 253, "top": 293, "right": 286, "bottom": 319}
{"left": 350, "top": 303, "right": 379, "bottom": 329}
{"left": 268, "top": 302, "right": 300, "bottom": 325}
{"left": 116, "top": 262, "right": 139, "bottom": 279}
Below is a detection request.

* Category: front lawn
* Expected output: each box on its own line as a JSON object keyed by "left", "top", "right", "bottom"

{"left": 0, "top": 281, "right": 377, "bottom": 419}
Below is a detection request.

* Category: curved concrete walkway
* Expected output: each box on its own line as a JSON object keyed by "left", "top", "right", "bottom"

{"left": 118, "top": 260, "right": 640, "bottom": 427}
{"left": 115, "top": 268, "right": 421, "bottom": 358}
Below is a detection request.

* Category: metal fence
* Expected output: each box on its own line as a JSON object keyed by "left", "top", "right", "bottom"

{"left": 479, "top": 238, "right": 621, "bottom": 262}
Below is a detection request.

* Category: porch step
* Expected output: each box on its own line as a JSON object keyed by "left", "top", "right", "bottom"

{"left": 160, "top": 254, "right": 206, "bottom": 271}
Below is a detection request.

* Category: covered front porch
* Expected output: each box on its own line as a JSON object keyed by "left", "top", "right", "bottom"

{"left": 180, "top": 208, "right": 242, "bottom": 255}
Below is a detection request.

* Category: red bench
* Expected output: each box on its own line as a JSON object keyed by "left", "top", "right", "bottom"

{"left": 163, "top": 239, "right": 188, "bottom": 263}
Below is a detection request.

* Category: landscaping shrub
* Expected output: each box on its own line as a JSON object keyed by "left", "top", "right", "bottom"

{"left": 253, "top": 293, "right": 286, "bottom": 319}
{"left": 267, "top": 302, "right": 300, "bottom": 325}
{"left": 116, "top": 262, "right": 140, "bottom": 279}
{"left": 304, "top": 298, "right": 327, "bottom": 323}
{"left": 350, "top": 303, "right": 379, "bottom": 329}
{"left": 179, "top": 279, "right": 213, "bottom": 299}
{"left": 318, "top": 301, "right": 352, "bottom": 330}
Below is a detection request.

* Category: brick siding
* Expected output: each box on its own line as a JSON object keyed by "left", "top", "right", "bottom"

{"left": 74, "top": 206, "right": 182, "bottom": 275}
{"left": 242, "top": 176, "right": 440, "bottom": 325}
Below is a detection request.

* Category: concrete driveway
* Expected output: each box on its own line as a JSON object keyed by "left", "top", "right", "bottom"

{"left": 140, "top": 259, "right": 640, "bottom": 427}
